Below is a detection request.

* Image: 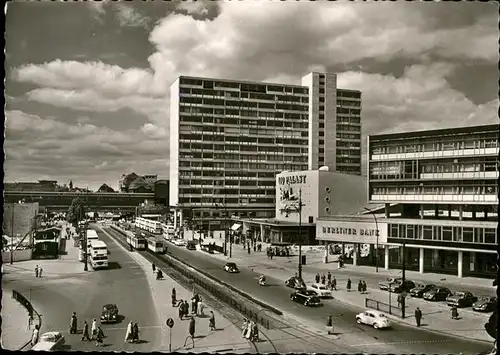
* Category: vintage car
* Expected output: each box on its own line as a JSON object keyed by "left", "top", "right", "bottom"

{"left": 378, "top": 277, "right": 402, "bottom": 291}
{"left": 223, "top": 262, "right": 239, "bottom": 273}
{"left": 473, "top": 297, "right": 497, "bottom": 312}
{"left": 31, "top": 331, "right": 65, "bottom": 351}
{"left": 290, "top": 290, "right": 322, "bottom": 307}
{"left": 356, "top": 310, "right": 391, "bottom": 329}
{"left": 446, "top": 291, "right": 478, "bottom": 308}
{"left": 410, "top": 284, "right": 437, "bottom": 298}
{"left": 285, "top": 276, "right": 307, "bottom": 290}
{"left": 100, "top": 304, "right": 119, "bottom": 323}
{"left": 307, "top": 283, "right": 332, "bottom": 298}
{"left": 389, "top": 280, "right": 416, "bottom": 293}
{"left": 423, "top": 287, "right": 452, "bottom": 301}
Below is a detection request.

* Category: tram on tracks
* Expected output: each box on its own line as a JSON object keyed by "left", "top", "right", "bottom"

{"left": 126, "top": 232, "right": 146, "bottom": 250}
{"left": 147, "top": 237, "right": 167, "bottom": 254}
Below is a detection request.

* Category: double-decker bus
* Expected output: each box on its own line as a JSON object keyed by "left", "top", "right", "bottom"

{"left": 89, "top": 239, "right": 108, "bottom": 269}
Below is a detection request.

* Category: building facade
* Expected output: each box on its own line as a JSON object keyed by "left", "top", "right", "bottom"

{"left": 170, "top": 74, "right": 362, "bottom": 230}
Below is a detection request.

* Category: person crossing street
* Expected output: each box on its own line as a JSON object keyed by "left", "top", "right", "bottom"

{"left": 415, "top": 307, "right": 423, "bottom": 327}
{"left": 81, "top": 320, "right": 91, "bottom": 341}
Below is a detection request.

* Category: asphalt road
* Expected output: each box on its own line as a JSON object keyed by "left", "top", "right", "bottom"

{"left": 7, "top": 229, "right": 161, "bottom": 352}
{"left": 129, "top": 235, "right": 491, "bottom": 354}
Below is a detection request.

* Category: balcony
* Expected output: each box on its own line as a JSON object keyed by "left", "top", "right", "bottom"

{"left": 420, "top": 172, "right": 498, "bottom": 180}
{"left": 371, "top": 147, "right": 499, "bottom": 161}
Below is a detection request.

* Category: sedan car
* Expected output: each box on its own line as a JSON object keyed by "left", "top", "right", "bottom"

{"left": 423, "top": 287, "right": 451, "bottom": 301}
{"left": 410, "top": 283, "right": 437, "bottom": 298}
{"left": 100, "top": 303, "right": 119, "bottom": 324}
{"left": 389, "top": 280, "right": 416, "bottom": 293}
{"left": 285, "top": 276, "right": 307, "bottom": 290}
{"left": 171, "top": 239, "right": 186, "bottom": 246}
{"left": 223, "top": 262, "right": 239, "bottom": 273}
{"left": 379, "top": 277, "right": 402, "bottom": 291}
{"left": 290, "top": 290, "right": 322, "bottom": 307}
{"left": 473, "top": 297, "right": 497, "bottom": 312}
{"left": 307, "top": 283, "right": 332, "bottom": 298}
{"left": 356, "top": 310, "right": 391, "bottom": 329}
{"left": 446, "top": 291, "right": 478, "bottom": 308}
{"left": 31, "top": 331, "right": 65, "bottom": 351}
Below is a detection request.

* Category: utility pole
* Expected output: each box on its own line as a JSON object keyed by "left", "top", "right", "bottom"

{"left": 10, "top": 203, "right": 15, "bottom": 265}
{"left": 298, "top": 189, "right": 303, "bottom": 279}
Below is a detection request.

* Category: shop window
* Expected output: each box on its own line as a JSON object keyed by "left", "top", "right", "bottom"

{"left": 474, "top": 228, "right": 484, "bottom": 243}
{"left": 484, "top": 228, "right": 496, "bottom": 244}
{"left": 462, "top": 227, "right": 473, "bottom": 243}
{"left": 423, "top": 226, "right": 432, "bottom": 240}
{"left": 433, "top": 226, "right": 441, "bottom": 240}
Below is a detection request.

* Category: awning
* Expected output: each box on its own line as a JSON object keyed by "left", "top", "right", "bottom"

{"left": 231, "top": 223, "right": 242, "bottom": 231}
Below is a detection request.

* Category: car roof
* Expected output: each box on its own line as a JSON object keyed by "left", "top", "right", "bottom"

{"left": 104, "top": 304, "right": 116, "bottom": 308}
{"left": 41, "top": 331, "right": 62, "bottom": 337}
{"left": 226, "top": 262, "right": 236, "bottom": 266}
{"left": 364, "top": 310, "right": 386, "bottom": 317}
{"left": 299, "top": 290, "right": 317, "bottom": 296}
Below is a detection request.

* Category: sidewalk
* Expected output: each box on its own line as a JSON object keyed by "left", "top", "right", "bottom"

{"left": 1, "top": 290, "right": 33, "bottom": 350}
{"left": 100, "top": 227, "right": 255, "bottom": 353}
{"left": 195, "top": 239, "right": 494, "bottom": 343}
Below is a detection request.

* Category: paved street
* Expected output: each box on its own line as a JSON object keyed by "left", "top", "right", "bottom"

{"left": 1, "top": 288, "right": 33, "bottom": 350}
{"left": 142, "top": 234, "right": 493, "bottom": 354}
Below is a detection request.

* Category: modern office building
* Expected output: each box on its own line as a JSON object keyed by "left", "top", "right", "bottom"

{"left": 170, "top": 74, "right": 362, "bottom": 231}
{"left": 302, "top": 73, "right": 362, "bottom": 174}
{"left": 315, "top": 124, "right": 498, "bottom": 279}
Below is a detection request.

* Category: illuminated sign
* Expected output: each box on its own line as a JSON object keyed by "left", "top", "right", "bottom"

{"left": 317, "top": 220, "right": 388, "bottom": 244}
{"left": 278, "top": 175, "right": 307, "bottom": 186}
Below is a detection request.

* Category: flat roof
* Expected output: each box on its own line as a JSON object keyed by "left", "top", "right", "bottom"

{"left": 369, "top": 124, "right": 498, "bottom": 142}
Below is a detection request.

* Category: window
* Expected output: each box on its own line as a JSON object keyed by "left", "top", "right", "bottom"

{"left": 484, "top": 228, "right": 496, "bottom": 244}
{"left": 442, "top": 226, "right": 452, "bottom": 241}
{"left": 406, "top": 225, "right": 415, "bottom": 239}
{"left": 462, "top": 227, "right": 473, "bottom": 243}
{"left": 390, "top": 224, "right": 398, "bottom": 238}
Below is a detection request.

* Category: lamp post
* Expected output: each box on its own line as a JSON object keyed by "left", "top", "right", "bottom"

{"left": 364, "top": 207, "right": 379, "bottom": 273}
{"left": 10, "top": 203, "right": 15, "bottom": 265}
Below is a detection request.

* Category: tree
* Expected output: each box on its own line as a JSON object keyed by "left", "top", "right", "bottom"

{"left": 67, "top": 197, "right": 86, "bottom": 227}
{"left": 69, "top": 180, "right": 73, "bottom": 190}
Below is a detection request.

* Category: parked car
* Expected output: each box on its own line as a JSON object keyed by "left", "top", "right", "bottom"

{"left": 379, "top": 277, "right": 402, "bottom": 291}
{"left": 423, "top": 287, "right": 452, "bottom": 301}
{"left": 389, "top": 280, "right": 416, "bottom": 293}
{"left": 31, "top": 331, "right": 65, "bottom": 351}
{"left": 290, "top": 290, "right": 322, "bottom": 307}
{"left": 285, "top": 276, "right": 307, "bottom": 290}
{"left": 100, "top": 304, "right": 119, "bottom": 324}
{"left": 356, "top": 310, "right": 391, "bottom": 329}
{"left": 473, "top": 297, "right": 497, "bottom": 312}
{"left": 307, "top": 283, "right": 332, "bottom": 298}
{"left": 200, "top": 245, "right": 214, "bottom": 254}
{"left": 223, "top": 262, "right": 239, "bottom": 273}
{"left": 172, "top": 239, "right": 186, "bottom": 246}
{"left": 446, "top": 291, "right": 478, "bottom": 308}
{"left": 410, "top": 284, "right": 437, "bottom": 298}
{"left": 186, "top": 241, "right": 197, "bottom": 250}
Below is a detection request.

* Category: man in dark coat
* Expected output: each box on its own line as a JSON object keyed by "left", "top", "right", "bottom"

{"left": 415, "top": 307, "right": 423, "bottom": 327}
{"left": 358, "top": 280, "right": 363, "bottom": 293}
{"left": 347, "top": 278, "right": 352, "bottom": 292}
{"left": 315, "top": 273, "right": 320, "bottom": 284}
{"left": 189, "top": 317, "right": 196, "bottom": 338}
{"left": 81, "top": 320, "right": 91, "bottom": 341}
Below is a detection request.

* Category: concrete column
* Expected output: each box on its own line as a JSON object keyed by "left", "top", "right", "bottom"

{"left": 385, "top": 204, "right": 390, "bottom": 218}
{"left": 434, "top": 205, "right": 439, "bottom": 217}
{"left": 324, "top": 243, "right": 329, "bottom": 263}
{"left": 173, "top": 210, "right": 178, "bottom": 229}
{"left": 419, "top": 248, "right": 424, "bottom": 273}
{"left": 470, "top": 252, "right": 475, "bottom": 272}
{"left": 484, "top": 208, "right": 488, "bottom": 219}
{"left": 472, "top": 206, "right": 477, "bottom": 219}
{"left": 384, "top": 245, "right": 390, "bottom": 270}
{"left": 447, "top": 205, "right": 452, "bottom": 217}
{"left": 459, "top": 205, "right": 463, "bottom": 221}
{"left": 352, "top": 244, "right": 358, "bottom": 266}
{"left": 457, "top": 251, "right": 463, "bottom": 278}
{"left": 433, "top": 249, "right": 439, "bottom": 268}
{"left": 260, "top": 224, "right": 264, "bottom": 242}
{"left": 341, "top": 242, "right": 345, "bottom": 257}
{"left": 420, "top": 204, "right": 425, "bottom": 219}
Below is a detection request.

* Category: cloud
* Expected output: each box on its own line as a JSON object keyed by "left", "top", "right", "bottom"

{"left": 114, "top": 3, "right": 150, "bottom": 29}
{"left": 176, "top": 0, "right": 210, "bottom": 16}
{"left": 87, "top": 1, "right": 107, "bottom": 22}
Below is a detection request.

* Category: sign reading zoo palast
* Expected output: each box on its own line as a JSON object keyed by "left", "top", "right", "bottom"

{"left": 316, "top": 220, "right": 388, "bottom": 244}
{"left": 278, "top": 175, "right": 307, "bottom": 186}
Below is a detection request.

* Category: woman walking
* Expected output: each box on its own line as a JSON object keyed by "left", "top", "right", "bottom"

{"left": 95, "top": 326, "right": 104, "bottom": 347}
{"left": 125, "top": 321, "right": 133, "bottom": 343}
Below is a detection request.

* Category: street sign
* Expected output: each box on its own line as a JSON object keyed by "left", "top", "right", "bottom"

{"left": 166, "top": 318, "right": 174, "bottom": 328}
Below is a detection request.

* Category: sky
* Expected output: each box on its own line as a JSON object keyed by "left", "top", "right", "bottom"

{"left": 4, "top": 0, "right": 499, "bottom": 191}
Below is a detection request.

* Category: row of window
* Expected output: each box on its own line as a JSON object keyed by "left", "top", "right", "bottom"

{"left": 337, "top": 90, "right": 362, "bottom": 99}
{"left": 371, "top": 183, "right": 497, "bottom": 195}
{"left": 179, "top": 179, "right": 276, "bottom": 188}
{"left": 337, "top": 158, "right": 361, "bottom": 165}
{"left": 180, "top": 125, "right": 306, "bottom": 136}
{"left": 179, "top": 153, "right": 306, "bottom": 162}
{"left": 180, "top": 146, "right": 306, "bottom": 155}
{"left": 336, "top": 148, "right": 362, "bottom": 158}
{"left": 371, "top": 136, "right": 498, "bottom": 155}
{"left": 180, "top": 114, "right": 309, "bottom": 126}
{"left": 179, "top": 104, "right": 309, "bottom": 115}
{"left": 179, "top": 196, "right": 275, "bottom": 205}
{"left": 179, "top": 170, "right": 275, "bottom": 178}
{"left": 336, "top": 117, "right": 361, "bottom": 124}
{"left": 180, "top": 91, "right": 309, "bottom": 105}
{"left": 337, "top": 99, "right": 361, "bottom": 107}
{"left": 179, "top": 186, "right": 275, "bottom": 196}
{"left": 179, "top": 134, "right": 308, "bottom": 145}
{"left": 336, "top": 133, "right": 361, "bottom": 140}
{"left": 337, "top": 124, "right": 361, "bottom": 132}
{"left": 388, "top": 224, "right": 496, "bottom": 244}
{"left": 337, "top": 141, "right": 361, "bottom": 149}
{"left": 179, "top": 161, "right": 308, "bottom": 170}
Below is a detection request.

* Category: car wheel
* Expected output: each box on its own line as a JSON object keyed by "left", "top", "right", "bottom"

{"left": 373, "top": 323, "right": 379, "bottom": 329}
{"left": 356, "top": 318, "right": 362, "bottom": 324}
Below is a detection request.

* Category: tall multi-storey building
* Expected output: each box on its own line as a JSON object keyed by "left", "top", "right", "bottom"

{"left": 365, "top": 124, "right": 498, "bottom": 278}
{"left": 170, "top": 74, "right": 362, "bottom": 231}
{"left": 302, "top": 72, "right": 362, "bottom": 174}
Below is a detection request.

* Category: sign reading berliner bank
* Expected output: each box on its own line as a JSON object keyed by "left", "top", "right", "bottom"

{"left": 278, "top": 175, "right": 307, "bottom": 186}
{"left": 316, "top": 220, "right": 388, "bottom": 244}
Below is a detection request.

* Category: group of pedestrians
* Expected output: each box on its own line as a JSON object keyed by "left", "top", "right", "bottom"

{"left": 241, "top": 319, "right": 259, "bottom": 342}
{"left": 124, "top": 321, "right": 140, "bottom": 343}
{"left": 69, "top": 313, "right": 104, "bottom": 347}
{"left": 34, "top": 265, "right": 43, "bottom": 278}
{"left": 172, "top": 287, "right": 217, "bottom": 336}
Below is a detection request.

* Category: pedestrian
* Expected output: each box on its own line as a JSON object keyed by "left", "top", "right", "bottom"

{"left": 172, "top": 294, "right": 177, "bottom": 307}
{"left": 331, "top": 277, "right": 337, "bottom": 291}
{"left": 209, "top": 311, "right": 216, "bottom": 331}
{"left": 253, "top": 244, "right": 256, "bottom": 252}
{"left": 415, "top": 307, "right": 422, "bottom": 327}
{"left": 91, "top": 318, "right": 97, "bottom": 340}
{"left": 82, "top": 320, "right": 91, "bottom": 341}
{"left": 191, "top": 297, "right": 197, "bottom": 314}
{"left": 397, "top": 294, "right": 402, "bottom": 308}
{"left": 451, "top": 306, "right": 459, "bottom": 320}
{"left": 247, "top": 246, "right": 251, "bottom": 254}
{"left": 251, "top": 322, "right": 259, "bottom": 342}
{"left": 95, "top": 326, "right": 104, "bottom": 347}
{"left": 358, "top": 280, "right": 363, "bottom": 293}
{"left": 315, "top": 273, "right": 320, "bottom": 284}
{"left": 70, "top": 312, "right": 78, "bottom": 334}
{"left": 31, "top": 324, "right": 40, "bottom": 346}
{"left": 152, "top": 263, "right": 156, "bottom": 273}
{"left": 270, "top": 251, "right": 274, "bottom": 260}
{"left": 178, "top": 301, "right": 184, "bottom": 320}
{"left": 183, "top": 300, "right": 189, "bottom": 318}
{"left": 362, "top": 280, "right": 367, "bottom": 293}
{"left": 241, "top": 318, "right": 248, "bottom": 338}
{"left": 327, "top": 272, "right": 332, "bottom": 283}
{"left": 132, "top": 322, "right": 139, "bottom": 343}
{"left": 189, "top": 317, "right": 196, "bottom": 338}
{"left": 321, "top": 274, "right": 326, "bottom": 285}
{"left": 198, "top": 298, "right": 205, "bottom": 317}
{"left": 172, "top": 287, "right": 177, "bottom": 304}
{"left": 347, "top": 278, "right": 351, "bottom": 292}
{"left": 35, "top": 265, "right": 39, "bottom": 278}
{"left": 38, "top": 266, "right": 43, "bottom": 277}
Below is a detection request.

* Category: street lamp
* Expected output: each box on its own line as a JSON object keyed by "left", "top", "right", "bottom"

{"left": 364, "top": 207, "right": 379, "bottom": 273}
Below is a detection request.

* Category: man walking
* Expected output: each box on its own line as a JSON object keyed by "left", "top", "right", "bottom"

{"left": 415, "top": 307, "right": 423, "bottom": 327}
{"left": 331, "top": 276, "right": 337, "bottom": 291}
{"left": 346, "top": 278, "right": 352, "bottom": 292}
{"left": 189, "top": 317, "right": 196, "bottom": 339}
{"left": 38, "top": 266, "right": 43, "bottom": 277}
{"left": 35, "top": 265, "right": 39, "bottom": 278}
{"left": 82, "top": 320, "right": 91, "bottom": 341}
{"left": 327, "top": 272, "right": 332, "bottom": 284}
{"left": 209, "top": 311, "right": 216, "bottom": 331}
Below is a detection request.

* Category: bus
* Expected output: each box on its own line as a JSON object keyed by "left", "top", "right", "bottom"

{"left": 89, "top": 240, "right": 108, "bottom": 269}
{"left": 86, "top": 230, "right": 99, "bottom": 254}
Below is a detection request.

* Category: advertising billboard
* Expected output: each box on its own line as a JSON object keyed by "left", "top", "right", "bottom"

{"left": 317, "top": 219, "right": 388, "bottom": 244}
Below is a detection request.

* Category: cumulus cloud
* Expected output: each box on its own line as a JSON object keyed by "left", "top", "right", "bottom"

{"left": 114, "top": 3, "right": 151, "bottom": 29}
{"left": 176, "top": 0, "right": 210, "bottom": 16}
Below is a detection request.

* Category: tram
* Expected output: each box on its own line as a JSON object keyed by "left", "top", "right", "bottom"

{"left": 126, "top": 233, "right": 146, "bottom": 250}
{"left": 147, "top": 237, "right": 167, "bottom": 254}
